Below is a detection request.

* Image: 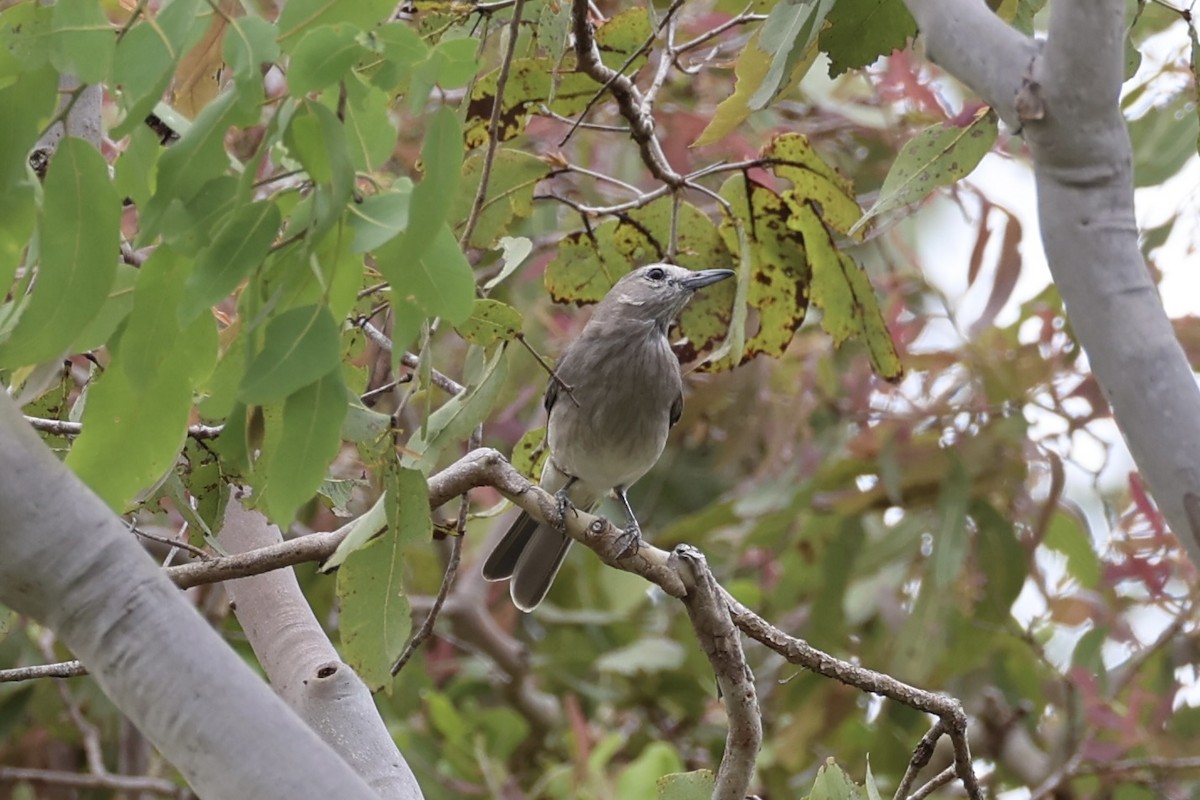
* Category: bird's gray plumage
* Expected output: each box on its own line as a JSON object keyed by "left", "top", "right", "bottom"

{"left": 482, "top": 263, "right": 734, "bottom": 611}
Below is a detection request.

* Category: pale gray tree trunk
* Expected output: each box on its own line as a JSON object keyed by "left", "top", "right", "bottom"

{"left": 0, "top": 392, "right": 380, "bottom": 800}
{"left": 903, "top": 0, "right": 1200, "bottom": 563}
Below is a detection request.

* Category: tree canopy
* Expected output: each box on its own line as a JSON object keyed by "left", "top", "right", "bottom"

{"left": 2, "top": 0, "right": 1200, "bottom": 798}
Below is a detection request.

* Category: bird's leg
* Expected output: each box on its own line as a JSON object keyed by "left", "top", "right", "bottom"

{"left": 553, "top": 476, "right": 578, "bottom": 532}
{"left": 613, "top": 487, "right": 642, "bottom": 558}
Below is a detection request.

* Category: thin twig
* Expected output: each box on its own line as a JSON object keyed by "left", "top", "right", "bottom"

{"left": 132, "top": 525, "right": 211, "bottom": 561}
{"left": 0, "top": 766, "right": 187, "bottom": 798}
{"left": 0, "top": 660, "right": 87, "bottom": 682}
{"left": 892, "top": 721, "right": 946, "bottom": 800}
{"left": 516, "top": 333, "right": 580, "bottom": 407}
{"left": 391, "top": 426, "right": 481, "bottom": 676}
{"left": 460, "top": 0, "right": 527, "bottom": 248}
{"left": 355, "top": 318, "right": 466, "bottom": 395}
{"left": 24, "top": 416, "right": 223, "bottom": 440}
{"left": 907, "top": 766, "right": 957, "bottom": 800}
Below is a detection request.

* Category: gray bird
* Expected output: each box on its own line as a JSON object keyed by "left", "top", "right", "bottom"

{"left": 482, "top": 263, "right": 735, "bottom": 611}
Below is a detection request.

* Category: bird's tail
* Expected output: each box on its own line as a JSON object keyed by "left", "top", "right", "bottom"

{"left": 481, "top": 512, "right": 572, "bottom": 612}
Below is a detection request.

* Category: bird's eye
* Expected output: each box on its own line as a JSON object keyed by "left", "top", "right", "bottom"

{"left": 646, "top": 267, "right": 666, "bottom": 281}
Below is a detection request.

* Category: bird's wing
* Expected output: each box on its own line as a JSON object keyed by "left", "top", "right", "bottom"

{"left": 544, "top": 372, "right": 559, "bottom": 414}
{"left": 669, "top": 391, "right": 683, "bottom": 428}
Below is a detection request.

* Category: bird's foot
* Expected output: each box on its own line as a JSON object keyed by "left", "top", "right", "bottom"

{"left": 613, "top": 523, "right": 642, "bottom": 560}
{"left": 553, "top": 488, "right": 574, "bottom": 531}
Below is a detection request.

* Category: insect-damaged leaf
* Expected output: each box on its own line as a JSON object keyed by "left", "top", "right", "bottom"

{"left": 545, "top": 198, "right": 731, "bottom": 304}
{"left": 681, "top": 177, "right": 810, "bottom": 370}
{"left": 787, "top": 201, "right": 903, "bottom": 380}
{"left": 452, "top": 149, "right": 550, "bottom": 249}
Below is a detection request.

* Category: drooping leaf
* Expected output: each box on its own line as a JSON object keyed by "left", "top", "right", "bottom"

{"left": 239, "top": 304, "right": 343, "bottom": 404}
{"left": 396, "top": 106, "right": 463, "bottom": 263}
{"left": 765, "top": 132, "right": 863, "bottom": 237}
{"left": 223, "top": 14, "right": 280, "bottom": 89}
{"left": 343, "top": 85, "right": 399, "bottom": 172}
{"left": 256, "top": 369, "right": 349, "bottom": 525}
{"left": 693, "top": 28, "right": 817, "bottom": 147}
{"left": 337, "top": 530, "right": 413, "bottom": 691}
{"left": 787, "top": 202, "right": 903, "bottom": 380}
{"left": 66, "top": 262, "right": 217, "bottom": 510}
{"left": 852, "top": 107, "right": 998, "bottom": 235}
{"left": 337, "top": 465, "right": 431, "bottom": 690}
{"left": 0, "top": 139, "right": 120, "bottom": 368}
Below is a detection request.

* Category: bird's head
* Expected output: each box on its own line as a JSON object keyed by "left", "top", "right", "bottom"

{"left": 598, "top": 264, "right": 735, "bottom": 329}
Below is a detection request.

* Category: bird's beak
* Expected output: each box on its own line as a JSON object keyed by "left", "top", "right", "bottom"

{"left": 680, "top": 269, "right": 735, "bottom": 290}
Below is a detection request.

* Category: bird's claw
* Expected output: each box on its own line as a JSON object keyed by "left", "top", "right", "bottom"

{"left": 614, "top": 523, "right": 642, "bottom": 559}
{"left": 554, "top": 488, "right": 573, "bottom": 531}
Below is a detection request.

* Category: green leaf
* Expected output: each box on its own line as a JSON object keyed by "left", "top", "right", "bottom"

{"left": 596, "top": 637, "right": 686, "bottom": 675}
{"left": 429, "top": 37, "right": 479, "bottom": 89}
{"left": 398, "top": 106, "right": 463, "bottom": 262}
{"left": 284, "top": 100, "right": 355, "bottom": 237}
{"left": 377, "top": 223, "right": 476, "bottom": 324}
{"left": 111, "top": 0, "right": 203, "bottom": 137}
{"left": 0, "top": 63, "right": 55, "bottom": 189}
{"left": 121, "top": 248, "right": 190, "bottom": 388}
{"left": 348, "top": 185, "right": 412, "bottom": 252}
{"left": 49, "top": 0, "right": 114, "bottom": 84}
{"left": 67, "top": 306, "right": 216, "bottom": 512}
{"left": 657, "top": 771, "right": 716, "bottom": 800}
{"left": 693, "top": 28, "right": 816, "bottom": 147}
{"left": 140, "top": 89, "right": 259, "bottom": 238}
{"left": 257, "top": 369, "right": 349, "bottom": 525}
{"left": 337, "top": 531, "right": 413, "bottom": 692}
{"left": 1130, "top": 95, "right": 1200, "bottom": 188}
{"left": 750, "top": 0, "right": 835, "bottom": 109}
{"left": 0, "top": 3, "right": 51, "bottom": 78}
{"left": 485, "top": 235, "right": 533, "bottom": 290}
{"left": 820, "top": 0, "right": 916, "bottom": 77}
{"left": 616, "top": 742, "right": 684, "bottom": 799}
{"left": 852, "top": 108, "right": 998, "bottom": 235}
{"left": 0, "top": 139, "right": 120, "bottom": 368}
{"left": 278, "top": 0, "right": 396, "bottom": 51}
{"left": 239, "top": 304, "right": 342, "bottom": 404}
{"left": 454, "top": 299, "right": 523, "bottom": 347}
{"left": 223, "top": 15, "right": 280, "bottom": 87}
{"left": 323, "top": 494, "right": 386, "bottom": 570}
{"left": 344, "top": 85, "right": 399, "bottom": 172}
{"left": 931, "top": 459, "right": 970, "bottom": 589}
{"left": 337, "top": 466, "right": 430, "bottom": 690}
{"left": 809, "top": 759, "right": 863, "bottom": 800}
{"left": 114, "top": 123, "right": 161, "bottom": 208}
{"left": 452, "top": 148, "right": 549, "bottom": 249}
{"left": 288, "top": 24, "right": 367, "bottom": 96}
{"left": 404, "top": 346, "right": 508, "bottom": 472}
{"left": 1043, "top": 509, "right": 1100, "bottom": 588}
{"left": 68, "top": 263, "right": 138, "bottom": 355}
{"left": 181, "top": 200, "right": 282, "bottom": 321}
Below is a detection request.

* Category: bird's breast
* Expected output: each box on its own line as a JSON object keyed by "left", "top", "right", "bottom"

{"left": 547, "top": 329, "right": 682, "bottom": 491}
